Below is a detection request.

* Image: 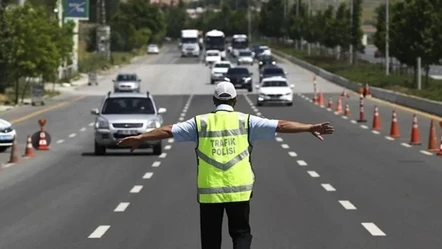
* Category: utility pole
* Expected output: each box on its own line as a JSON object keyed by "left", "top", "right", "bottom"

{"left": 385, "top": 0, "right": 390, "bottom": 75}
{"left": 96, "top": 0, "right": 111, "bottom": 60}
{"left": 349, "top": 0, "right": 353, "bottom": 64}
{"left": 248, "top": 0, "right": 252, "bottom": 42}
{"left": 307, "top": 0, "right": 311, "bottom": 55}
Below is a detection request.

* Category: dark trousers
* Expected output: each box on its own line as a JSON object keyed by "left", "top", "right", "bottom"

{"left": 199, "top": 201, "right": 252, "bottom": 249}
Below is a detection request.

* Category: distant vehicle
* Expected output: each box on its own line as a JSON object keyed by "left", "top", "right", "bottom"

{"left": 237, "top": 50, "right": 254, "bottom": 65}
{"left": 224, "top": 67, "right": 253, "bottom": 92}
{"left": 231, "top": 34, "right": 248, "bottom": 57}
{"left": 211, "top": 61, "right": 232, "bottom": 84}
{"left": 113, "top": 73, "right": 141, "bottom": 93}
{"left": 205, "top": 29, "right": 226, "bottom": 59}
{"left": 259, "top": 65, "right": 286, "bottom": 82}
{"left": 256, "top": 45, "right": 271, "bottom": 58}
{"left": 256, "top": 76, "right": 294, "bottom": 106}
{"left": 250, "top": 44, "right": 260, "bottom": 57}
{"left": 205, "top": 50, "right": 221, "bottom": 66}
{"left": 0, "top": 118, "right": 16, "bottom": 153}
{"left": 181, "top": 29, "right": 200, "bottom": 57}
{"left": 258, "top": 55, "right": 276, "bottom": 69}
{"left": 147, "top": 44, "right": 159, "bottom": 54}
{"left": 91, "top": 91, "right": 167, "bottom": 155}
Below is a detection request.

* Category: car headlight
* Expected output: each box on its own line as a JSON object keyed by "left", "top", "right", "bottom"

{"left": 272, "top": 61, "right": 276, "bottom": 65}
{"left": 259, "top": 93, "right": 266, "bottom": 97}
{"left": 243, "top": 77, "right": 251, "bottom": 82}
{"left": 1, "top": 126, "right": 14, "bottom": 133}
{"left": 96, "top": 117, "right": 109, "bottom": 129}
{"left": 285, "top": 92, "right": 292, "bottom": 95}
{"left": 259, "top": 61, "right": 263, "bottom": 65}
{"left": 147, "top": 120, "right": 161, "bottom": 128}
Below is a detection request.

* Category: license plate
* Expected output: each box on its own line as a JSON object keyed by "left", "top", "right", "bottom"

{"left": 0, "top": 135, "right": 12, "bottom": 141}
{"left": 235, "top": 84, "right": 242, "bottom": 87}
{"left": 117, "top": 130, "right": 138, "bottom": 135}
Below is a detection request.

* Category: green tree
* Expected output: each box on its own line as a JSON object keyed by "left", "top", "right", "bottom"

{"left": 334, "top": 3, "right": 351, "bottom": 54}
{"left": 258, "top": 0, "right": 285, "bottom": 38}
{"left": 165, "top": 1, "right": 187, "bottom": 38}
{"left": 322, "top": 6, "right": 338, "bottom": 51}
{"left": 350, "top": 0, "right": 364, "bottom": 59}
{"left": 0, "top": 3, "right": 13, "bottom": 93}
{"left": 373, "top": 4, "right": 386, "bottom": 56}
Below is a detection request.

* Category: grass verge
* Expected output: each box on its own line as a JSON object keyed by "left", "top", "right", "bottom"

{"left": 272, "top": 44, "right": 442, "bottom": 102}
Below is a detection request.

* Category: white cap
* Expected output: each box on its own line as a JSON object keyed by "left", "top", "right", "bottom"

{"left": 214, "top": 81, "right": 237, "bottom": 100}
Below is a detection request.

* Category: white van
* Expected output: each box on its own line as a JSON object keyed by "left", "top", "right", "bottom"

{"left": 205, "top": 50, "right": 221, "bottom": 66}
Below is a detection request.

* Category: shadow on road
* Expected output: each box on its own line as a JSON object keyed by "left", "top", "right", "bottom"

{"left": 81, "top": 151, "right": 156, "bottom": 157}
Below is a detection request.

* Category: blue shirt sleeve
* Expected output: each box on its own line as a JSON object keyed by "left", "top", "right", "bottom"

{"left": 248, "top": 115, "right": 278, "bottom": 144}
{"left": 171, "top": 118, "right": 197, "bottom": 143}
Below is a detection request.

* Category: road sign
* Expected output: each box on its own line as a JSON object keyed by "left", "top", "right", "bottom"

{"left": 64, "top": 0, "right": 90, "bottom": 20}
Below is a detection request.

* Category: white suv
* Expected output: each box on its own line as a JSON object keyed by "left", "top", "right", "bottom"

{"left": 210, "top": 61, "right": 232, "bottom": 84}
{"left": 256, "top": 76, "right": 294, "bottom": 106}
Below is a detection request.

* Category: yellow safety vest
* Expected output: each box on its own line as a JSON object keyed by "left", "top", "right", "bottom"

{"left": 195, "top": 111, "right": 254, "bottom": 203}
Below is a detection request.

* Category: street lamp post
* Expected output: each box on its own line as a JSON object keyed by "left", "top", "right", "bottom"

{"left": 349, "top": 0, "right": 353, "bottom": 64}
{"left": 385, "top": 0, "right": 390, "bottom": 75}
{"left": 248, "top": 0, "right": 252, "bottom": 42}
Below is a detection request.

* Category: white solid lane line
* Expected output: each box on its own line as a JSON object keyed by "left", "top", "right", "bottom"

{"left": 143, "top": 172, "right": 154, "bottom": 179}
{"left": 339, "top": 200, "right": 357, "bottom": 210}
{"left": 88, "top": 225, "right": 110, "bottom": 239}
{"left": 401, "top": 143, "right": 412, "bottom": 148}
{"left": 159, "top": 153, "right": 167, "bottom": 158}
{"left": 321, "top": 184, "right": 336, "bottom": 191}
{"left": 361, "top": 223, "right": 386, "bottom": 236}
{"left": 165, "top": 145, "right": 172, "bottom": 150}
{"left": 80, "top": 127, "right": 87, "bottom": 132}
{"left": 130, "top": 185, "right": 143, "bottom": 193}
{"left": 152, "top": 161, "right": 161, "bottom": 167}
{"left": 275, "top": 137, "right": 283, "bottom": 142}
{"left": 114, "top": 202, "right": 130, "bottom": 212}
{"left": 281, "top": 144, "right": 289, "bottom": 149}
{"left": 168, "top": 138, "right": 174, "bottom": 143}
{"left": 420, "top": 150, "right": 433, "bottom": 156}
{"left": 307, "top": 171, "right": 320, "bottom": 178}
{"left": 297, "top": 160, "right": 308, "bottom": 166}
{"left": 68, "top": 133, "right": 76, "bottom": 138}
{"left": 288, "top": 151, "right": 297, "bottom": 157}
{"left": 56, "top": 139, "right": 64, "bottom": 144}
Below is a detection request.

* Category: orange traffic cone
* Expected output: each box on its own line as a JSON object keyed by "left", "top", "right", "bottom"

{"left": 357, "top": 94, "right": 367, "bottom": 123}
{"left": 313, "top": 92, "right": 318, "bottom": 105}
{"left": 409, "top": 114, "right": 421, "bottom": 145}
{"left": 23, "top": 135, "right": 34, "bottom": 157}
{"left": 8, "top": 135, "right": 18, "bottom": 163}
{"left": 37, "top": 130, "right": 49, "bottom": 150}
{"left": 335, "top": 97, "right": 343, "bottom": 114}
{"left": 327, "top": 97, "right": 333, "bottom": 110}
{"left": 318, "top": 91, "right": 324, "bottom": 107}
{"left": 437, "top": 135, "right": 442, "bottom": 156}
{"left": 372, "top": 106, "right": 381, "bottom": 130}
{"left": 344, "top": 104, "right": 351, "bottom": 117}
{"left": 389, "top": 110, "right": 400, "bottom": 138}
{"left": 427, "top": 120, "right": 439, "bottom": 152}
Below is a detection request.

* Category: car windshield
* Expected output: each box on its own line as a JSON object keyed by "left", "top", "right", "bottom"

{"left": 260, "top": 56, "right": 274, "bottom": 61}
{"left": 101, "top": 97, "right": 155, "bottom": 115}
{"left": 207, "top": 52, "right": 219, "bottom": 56}
{"left": 148, "top": 45, "right": 157, "bottom": 48}
{"left": 227, "top": 68, "right": 249, "bottom": 76}
{"left": 116, "top": 74, "right": 137, "bottom": 82}
{"left": 239, "top": 51, "right": 252, "bottom": 56}
{"left": 262, "top": 81, "right": 288, "bottom": 87}
{"left": 264, "top": 68, "right": 284, "bottom": 74}
{"left": 214, "top": 63, "right": 231, "bottom": 68}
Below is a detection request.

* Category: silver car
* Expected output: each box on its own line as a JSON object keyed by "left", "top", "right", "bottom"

{"left": 237, "top": 50, "right": 254, "bottom": 65}
{"left": 113, "top": 73, "right": 141, "bottom": 93}
{"left": 91, "top": 91, "right": 167, "bottom": 155}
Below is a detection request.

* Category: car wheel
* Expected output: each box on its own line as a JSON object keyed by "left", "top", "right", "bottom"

{"left": 94, "top": 141, "right": 106, "bottom": 155}
{"left": 0, "top": 147, "right": 8, "bottom": 153}
{"left": 247, "top": 87, "right": 253, "bottom": 92}
{"left": 211, "top": 79, "right": 214, "bottom": 84}
{"left": 257, "top": 102, "right": 263, "bottom": 106}
{"left": 287, "top": 102, "right": 293, "bottom": 106}
{"left": 153, "top": 141, "right": 162, "bottom": 155}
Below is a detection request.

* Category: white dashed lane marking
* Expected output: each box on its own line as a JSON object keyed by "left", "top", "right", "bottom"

{"left": 401, "top": 143, "right": 412, "bottom": 148}
{"left": 420, "top": 150, "right": 433, "bottom": 156}
{"left": 281, "top": 144, "right": 289, "bottom": 149}
{"left": 80, "top": 127, "right": 87, "bottom": 132}
{"left": 360, "top": 125, "right": 368, "bottom": 129}
{"left": 152, "top": 161, "right": 161, "bottom": 167}
{"left": 296, "top": 160, "right": 307, "bottom": 166}
{"left": 143, "top": 172, "right": 153, "bottom": 179}
{"left": 339, "top": 200, "right": 357, "bottom": 210}
{"left": 89, "top": 122, "right": 94, "bottom": 126}
{"left": 321, "top": 184, "right": 336, "bottom": 192}
{"left": 180, "top": 113, "right": 186, "bottom": 117}
{"left": 130, "top": 185, "right": 143, "bottom": 193}
{"left": 114, "top": 202, "right": 130, "bottom": 212}
{"left": 275, "top": 137, "right": 283, "bottom": 142}
{"left": 256, "top": 112, "right": 261, "bottom": 116}
{"left": 159, "top": 153, "right": 167, "bottom": 158}
{"left": 68, "top": 133, "right": 76, "bottom": 138}
{"left": 288, "top": 151, "right": 297, "bottom": 157}
{"left": 385, "top": 136, "right": 394, "bottom": 140}
{"left": 351, "top": 120, "right": 357, "bottom": 124}
{"left": 361, "top": 222, "right": 386, "bottom": 236}
{"left": 372, "top": 130, "right": 380, "bottom": 134}
{"left": 307, "top": 171, "right": 320, "bottom": 178}
{"left": 165, "top": 145, "right": 172, "bottom": 150}
{"left": 168, "top": 138, "right": 174, "bottom": 143}
{"left": 88, "top": 225, "right": 110, "bottom": 239}
{"left": 56, "top": 139, "right": 64, "bottom": 144}
{"left": 179, "top": 117, "right": 184, "bottom": 121}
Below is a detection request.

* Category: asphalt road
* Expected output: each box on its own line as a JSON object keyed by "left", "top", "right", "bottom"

{"left": 0, "top": 44, "right": 441, "bottom": 249}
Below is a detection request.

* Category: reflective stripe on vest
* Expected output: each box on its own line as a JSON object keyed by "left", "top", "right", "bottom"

{"left": 195, "top": 111, "right": 254, "bottom": 203}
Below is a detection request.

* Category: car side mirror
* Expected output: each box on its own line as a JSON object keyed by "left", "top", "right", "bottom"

{"left": 158, "top": 108, "right": 167, "bottom": 114}
{"left": 112, "top": 80, "right": 116, "bottom": 83}
{"left": 255, "top": 85, "right": 260, "bottom": 89}
{"left": 91, "top": 108, "right": 99, "bottom": 115}
{"left": 290, "top": 84, "right": 294, "bottom": 89}
{"left": 249, "top": 72, "right": 253, "bottom": 76}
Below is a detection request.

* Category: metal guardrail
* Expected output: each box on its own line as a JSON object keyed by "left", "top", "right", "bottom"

{"left": 272, "top": 49, "right": 442, "bottom": 117}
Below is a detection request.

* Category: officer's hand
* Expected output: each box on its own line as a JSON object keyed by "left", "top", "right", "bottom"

{"left": 309, "top": 122, "right": 334, "bottom": 141}
{"left": 117, "top": 135, "right": 142, "bottom": 152}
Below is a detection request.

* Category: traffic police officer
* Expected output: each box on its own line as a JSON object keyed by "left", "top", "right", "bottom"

{"left": 117, "top": 81, "right": 334, "bottom": 249}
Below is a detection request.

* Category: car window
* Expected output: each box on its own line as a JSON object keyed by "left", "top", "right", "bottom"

{"left": 102, "top": 97, "right": 155, "bottom": 115}
{"left": 227, "top": 68, "right": 249, "bottom": 75}
{"left": 214, "top": 63, "right": 231, "bottom": 68}
{"left": 261, "top": 56, "right": 274, "bottom": 61}
{"left": 262, "top": 81, "right": 288, "bottom": 87}
{"left": 239, "top": 51, "right": 252, "bottom": 56}
{"left": 263, "top": 68, "right": 284, "bottom": 74}
{"left": 207, "top": 52, "right": 219, "bottom": 56}
{"left": 116, "top": 74, "right": 137, "bottom": 81}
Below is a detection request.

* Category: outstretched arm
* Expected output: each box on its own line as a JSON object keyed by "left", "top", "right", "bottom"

{"left": 138, "top": 125, "right": 173, "bottom": 141}
{"left": 276, "top": 120, "right": 334, "bottom": 141}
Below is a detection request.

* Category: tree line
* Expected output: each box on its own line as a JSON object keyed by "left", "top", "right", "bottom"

{"left": 0, "top": 2, "right": 74, "bottom": 104}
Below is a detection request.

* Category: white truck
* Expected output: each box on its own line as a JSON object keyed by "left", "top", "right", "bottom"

{"left": 181, "top": 29, "right": 200, "bottom": 57}
{"left": 204, "top": 29, "right": 226, "bottom": 59}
